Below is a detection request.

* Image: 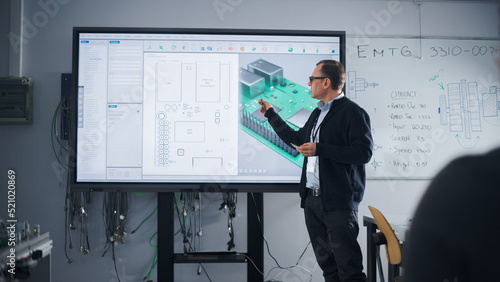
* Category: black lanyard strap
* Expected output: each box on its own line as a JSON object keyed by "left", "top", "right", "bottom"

{"left": 311, "top": 111, "right": 322, "bottom": 142}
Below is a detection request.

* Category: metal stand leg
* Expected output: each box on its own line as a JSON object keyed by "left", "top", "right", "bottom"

{"left": 158, "top": 192, "right": 174, "bottom": 282}
{"left": 364, "top": 218, "right": 378, "bottom": 282}
{"left": 247, "top": 192, "right": 264, "bottom": 281}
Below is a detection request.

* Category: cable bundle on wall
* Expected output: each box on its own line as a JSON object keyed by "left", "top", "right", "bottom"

{"left": 175, "top": 192, "right": 202, "bottom": 254}
{"left": 63, "top": 190, "right": 94, "bottom": 264}
{"left": 102, "top": 192, "right": 129, "bottom": 253}
{"left": 51, "top": 87, "right": 92, "bottom": 264}
{"left": 102, "top": 192, "right": 129, "bottom": 282}
{"left": 219, "top": 192, "right": 237, "bottom": 251}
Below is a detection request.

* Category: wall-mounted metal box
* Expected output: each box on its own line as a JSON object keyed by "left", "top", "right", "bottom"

{"left": 0, "top": 77, "right": 33, "bottom": 125}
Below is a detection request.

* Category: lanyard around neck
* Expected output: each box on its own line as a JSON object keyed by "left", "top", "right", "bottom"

{"left": 311, "top": 111, "right": 322, "bottom": 142}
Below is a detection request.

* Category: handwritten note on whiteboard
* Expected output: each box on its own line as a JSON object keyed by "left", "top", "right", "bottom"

{"left": 346, "top": 37, "right": 500, "bottom": 179}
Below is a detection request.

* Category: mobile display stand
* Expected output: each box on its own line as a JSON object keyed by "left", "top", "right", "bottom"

{"left": 157, "top": 192, "right": 264, "bottom": 282}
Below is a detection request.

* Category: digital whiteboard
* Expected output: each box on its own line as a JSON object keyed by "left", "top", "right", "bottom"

{"left": 70, "top": 27, "right": 345, "bottom": 191}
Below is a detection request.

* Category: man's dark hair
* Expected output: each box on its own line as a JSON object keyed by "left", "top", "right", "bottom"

{"left": 317, "top": 60, "right": 345, "bottom": 91}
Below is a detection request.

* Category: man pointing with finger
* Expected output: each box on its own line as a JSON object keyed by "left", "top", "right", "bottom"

{"left": 259, "top": 60, "right": 373, "bottom": 282}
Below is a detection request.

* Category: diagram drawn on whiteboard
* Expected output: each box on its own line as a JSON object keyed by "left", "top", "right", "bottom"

{"left": 345, "top": 71, "right": 379, "bottom": 99}
{"left": 438, "top": 79, "right": 500, "bottom": 147}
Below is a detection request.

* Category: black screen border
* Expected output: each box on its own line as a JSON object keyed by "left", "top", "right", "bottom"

{"left": 69, "top": 26, "right": 346, "bottom": 192}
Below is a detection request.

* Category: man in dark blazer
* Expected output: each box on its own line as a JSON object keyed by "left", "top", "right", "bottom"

{"left": 259, "top": 60, "right": 373, "bottom": 282}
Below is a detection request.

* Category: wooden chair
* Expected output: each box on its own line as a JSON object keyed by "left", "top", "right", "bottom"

{"left": 368, "top": 206, "right": 403, "bottom": 282}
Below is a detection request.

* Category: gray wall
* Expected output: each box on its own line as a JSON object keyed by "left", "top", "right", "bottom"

{"left": 0, "top": 1, "right": 498, "bottom": 281}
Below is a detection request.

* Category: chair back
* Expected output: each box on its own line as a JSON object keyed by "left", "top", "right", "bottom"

{"left": 368, "top": 206, "right": 402, "bottom": 265}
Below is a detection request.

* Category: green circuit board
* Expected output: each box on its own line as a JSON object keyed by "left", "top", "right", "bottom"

{"left": 241, "top": 77, "right": 318, "bottom": 167}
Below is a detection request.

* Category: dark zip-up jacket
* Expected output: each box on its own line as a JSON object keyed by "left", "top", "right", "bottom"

{"left": 265, "top": 96, "right": 373, "bottom": 211}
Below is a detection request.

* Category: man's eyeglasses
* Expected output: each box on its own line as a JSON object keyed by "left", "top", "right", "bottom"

{"left": 309, "top": 76, "right": 327, "bottom": 83}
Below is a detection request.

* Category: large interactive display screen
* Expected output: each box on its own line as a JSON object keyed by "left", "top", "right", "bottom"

{"left": 70, "top": 27, "right": 345, "bottom": 191}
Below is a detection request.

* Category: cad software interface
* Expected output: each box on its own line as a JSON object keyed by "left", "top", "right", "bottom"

{"left": 76, "top": 31, "right": 341, "bottom": 183}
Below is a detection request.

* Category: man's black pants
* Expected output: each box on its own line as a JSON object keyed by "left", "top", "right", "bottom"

{"left": 304, "top": 193, "right": 366, "bottom": 282}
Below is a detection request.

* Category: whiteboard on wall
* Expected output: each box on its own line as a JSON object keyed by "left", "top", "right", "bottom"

{"left": 345, "top": 37, "right": 500, "bottom": 179}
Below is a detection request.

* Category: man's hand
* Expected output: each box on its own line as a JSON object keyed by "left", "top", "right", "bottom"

{"left": 258, "top": 99, "right": 272, "bottom": 115}
{"left": 296, "top": 142, "right": 316, "bottom": 157}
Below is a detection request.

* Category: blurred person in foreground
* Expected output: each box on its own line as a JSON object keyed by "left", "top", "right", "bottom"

{"left": 404, "top": 147, "right": 500, "bottom": 281}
